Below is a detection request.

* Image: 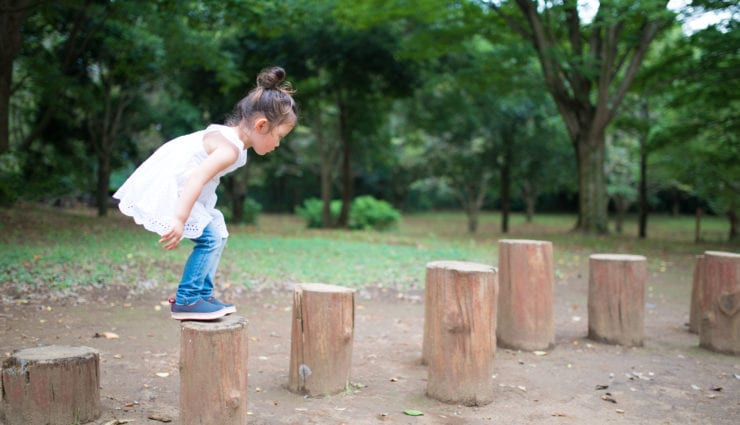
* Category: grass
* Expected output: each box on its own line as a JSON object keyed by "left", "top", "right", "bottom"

{"left": 0, "top": 205, "right": 736, "bottom": 296}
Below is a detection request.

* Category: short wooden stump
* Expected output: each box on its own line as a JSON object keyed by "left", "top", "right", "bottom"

{"left": 588, "top": 254, "right": 647, "bottom": 347}
{"left": 497, "top": 239, "right": 554, "bottom": 351}
{"left": 699, "top": 251, "right": 740, "bottom": 355}
{"left": 0, "top": 345, "right": 100, "bottom": 425}
{"left": 179, "top": 315, "right": 249, "bottom": 425}
{"left": 288, "top": 283, "right": 355, "bottom": 396}
{"left": 689, "top": 254, "right": 706, "bottom": 334}
{"left": 423, "top": 261, "right": 498, "bottom": 406}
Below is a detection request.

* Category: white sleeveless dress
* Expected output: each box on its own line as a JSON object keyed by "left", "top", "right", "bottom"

{"left": 113, "top": 124, "right": 248, "bottom": 239}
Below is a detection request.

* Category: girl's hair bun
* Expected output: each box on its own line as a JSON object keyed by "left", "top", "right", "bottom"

{"left": 256, "top": 66, "right": 294, "bottom": 93}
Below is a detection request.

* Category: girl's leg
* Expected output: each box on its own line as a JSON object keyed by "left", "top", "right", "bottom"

{"left": 175, "top": 222, "right": 222, "bottom": 305}
{"left": 198, "top": 236, "right": 227, "bottom": 299}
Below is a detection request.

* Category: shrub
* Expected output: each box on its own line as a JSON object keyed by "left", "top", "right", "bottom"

{"left": 242, "top": 197, "right": 262, "bottom": 225}
{"left": 295, "top": 198, "right": 341, "bottom": 228}
{"left": 349, "top": 195, "right": 401, "bottom": 231}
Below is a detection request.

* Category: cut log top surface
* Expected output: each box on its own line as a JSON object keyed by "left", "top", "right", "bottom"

{"left": 180, "top": 314, "right": 248, "bottom": 331}
{"left": 295, "top": 283, "right": 355, "bottom": 294}
{"left": 704, "top": 251, "right": 740, "bottom": 259}
{"left": 499, "top": 239, "right": 551, "bottom": 246}
{"left": 590, "top": 254, "right": 646, "bottom": 262}
{"left": 426, "top": 260, "right": 495, "bottom": 273}
{"left": 8, "top": 345, "right": 98, "bottom": 362}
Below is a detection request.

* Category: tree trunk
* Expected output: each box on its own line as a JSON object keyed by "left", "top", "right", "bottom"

{"left": 728, "top": 209, "right": 737, "bottom": 242}
{"left": 0, "top": 0, "right": 32, "bottom": 153}
{"left": 288, "top": 283, "right": 355, "bottom": 396}
{"left": 96, "top": 148, "right": 111, "bottom": 216}
{"left": 500, "top": 142, "right": 512, "bottom": 233}
{"left": 496, "top": 239, "right": 554, "bottom": 351}
{"left": 179, "top": 315, "right": 249, "bottom": 425}
{"left": 336, "top": 92, "right": 351, "bottom": 228}
{"left": 638, "top": 102, "right": 649, "bottom": 239}
{"left": 695, "top": 207, "right": 702, "bottom": 243}
{"left": 423, "top": 261, "right": 498, "bottom": 407}
{"left": 1, "top": 345, "right": 100, "bottom": 425}
{"left": 588, "top": 254, "right": 647, "bottom": 347}
{"left": 521, "top": 179, "right": 537, "bottom": 223}
{"left": 576, "top": 131, "right": 609, "bottom": 234}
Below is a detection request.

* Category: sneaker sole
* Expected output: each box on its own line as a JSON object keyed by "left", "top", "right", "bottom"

{"left": 171, "top": 309, "right": 228, "bottom": 321}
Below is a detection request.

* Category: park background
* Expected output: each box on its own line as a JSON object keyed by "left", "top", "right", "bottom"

{"left": 1, "top": 1, "right": 739, "bottom": 424}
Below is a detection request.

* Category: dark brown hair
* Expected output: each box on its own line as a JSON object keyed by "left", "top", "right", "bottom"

{"left": 228, "top": 66, "right": 297, "bottom": 129}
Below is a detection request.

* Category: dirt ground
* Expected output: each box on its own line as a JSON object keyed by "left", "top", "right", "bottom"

{"left": 1, "top": 256, "right": 739, "bottom": 425}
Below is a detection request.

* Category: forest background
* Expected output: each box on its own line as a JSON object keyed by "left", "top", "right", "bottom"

{"left": 0, "top": 0, "right": 738, "bottom": 241}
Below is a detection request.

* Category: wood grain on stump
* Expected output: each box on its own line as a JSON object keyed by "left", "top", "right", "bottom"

{"left": 1, "top": 345, "right": 100, "bottom": 425}
{"left": 288, "top": 283, "right": 355, "bottom": 396}
{"left": 496, "top": 239, "right": 554, "bottom": 351}
{"left": 423, "top": 261, "right": 498, "bottom": 406}
{"left": 588, "top": 254, "right": 647, "bottom": 347}
{"left": 179, "top": 315, "right": 249, "bottom": 425}
{"left": 699, "top": 251, "right": 740, "bottom": 355}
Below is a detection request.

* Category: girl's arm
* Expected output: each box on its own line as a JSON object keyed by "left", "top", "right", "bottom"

{"left": 159, "top": 133, "right": 240, "bottom": 250}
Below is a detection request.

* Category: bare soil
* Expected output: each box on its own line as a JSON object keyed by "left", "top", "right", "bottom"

{"left": 1, "top": 254, "right": 739, "bottom": 425}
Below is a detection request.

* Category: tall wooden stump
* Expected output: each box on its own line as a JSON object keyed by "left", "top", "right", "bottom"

{"left": 180, "top": 315, "right": 249, "bottom": 425}
{"left": 689, "top": 255, "right": 706, "bottom": 334}
{"left": 699, "top": 251, "right": 740, "bottom": 354}
{"left": 588, "top": 254, "right": 647, "bottom": 347}
{"left": 497, "top": 239, "right": 554, "bottom": 351}
{"left": 424, "top": 261, "right": 498, "bottom": 407}
{"left": 0, "top": 345, "right": 100, "bottom": 425}
{"left": 288, "top": 283, "right": 355, "bottom": 396}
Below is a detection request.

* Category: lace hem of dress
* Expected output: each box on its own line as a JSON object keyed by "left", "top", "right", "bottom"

{"left": 117, "top": 200, "right": 226, "bottom": 239}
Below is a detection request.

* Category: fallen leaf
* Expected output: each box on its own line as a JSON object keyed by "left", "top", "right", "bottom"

{"left": 403, "top": 409, "right": 424, "bottom": 416}
{"left": 616, "top": 409, "right": 625, "bottom": 414}
{"left": 533, "top": 351, "right": 548, "bottom": 356}
{"left": 103, "top": 420, "right": 134, "bottom": 425}
{"left": 709, "top": 386, "right": 722, "bottom": 392}
{"left": 155, "top": 372, "right": 170, "bottom": 378}
{"left": 94, "top": 332, "right": 120, "bottom": 339}
{"left": 601, "top": 393, "right": 617, "bottom": 404}
{"left": 390, "top": 377, "right": 399, "bottom": 382}
{"left": 691, "top": 384, "right": 701, "bottom": 390}
{"left": 551, "top": 412, "right": 567, "bottom": 417}
{"left": 595, "top": 384, "right": 609, "bottom": 390}
{"left": 148, "top": 413, "right": 173, "bottom": 423}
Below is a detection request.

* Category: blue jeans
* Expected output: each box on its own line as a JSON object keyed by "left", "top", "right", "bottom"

{"left": 175, "top": 221, "right": 227, "bottom": 305}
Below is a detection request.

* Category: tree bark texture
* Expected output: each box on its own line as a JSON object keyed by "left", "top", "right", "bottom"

{"left": 1, "top": 345, "right": 100, "bottom": 425}
{"left": 699, "top": 251, "right": 740, "bottom": 354}
{"left": 179, "top": 315, "right": 249, "bottom": 425}
{"left": 496, "top": 239, "right": 554, "bottom": 351}
{"left": 588, "top": 254, "right": 647, "bottom": 347}
{"left": 689, "top": 255, "right": 705, "bottom": 334}
{"left": 423, "top": 261, "right": 498, "bottom": 406}
{"left": 288, "top": 283, "right": 355, "bottom": 396}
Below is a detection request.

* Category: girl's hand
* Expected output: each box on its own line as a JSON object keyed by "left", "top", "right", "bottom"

{"left": 159, "top": 220, "right": 184, "bottom": 250}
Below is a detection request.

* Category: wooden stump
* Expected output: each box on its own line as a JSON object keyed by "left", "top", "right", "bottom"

{"left": 588, "top": 254, "right": 647, "bottom": 347}
{"left": 496, "top": 239, "right": 554, "bottom": 351}
{"left": 424, "top": 261, "right": 498, "bottom": 406}
{"left": 689, "top": 255, "right": 705, "bottom": 334}
{"left": 179, "top": 315, "right": 249, "bottom": 425}
{"left": 288, "top": 283, "right": 355, "bottom": 396}
{"left": 700, "top": 290, "right": 740, "bottom": 355}
{"left": 699, "top": 251, "right": 740, "bottom": 354}
{"left": 0, "top": 345, "right": 100, "bottom": 425}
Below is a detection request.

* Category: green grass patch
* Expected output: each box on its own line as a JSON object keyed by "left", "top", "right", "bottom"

{"left": 0, "top": 206, "right": 736, "bottom": 296}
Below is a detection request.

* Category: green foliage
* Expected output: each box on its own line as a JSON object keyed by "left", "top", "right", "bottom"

{"left": 348, "top": 195, "right": 401, "bottom": 230}
{"left": 295, "top": 198, "right": 341, "bottom": 228}
{"left": 241, "top": 197, "right": 263, "bottom": 225}
{"left": 296, "top": 196, "right": 401, "bottom": 231}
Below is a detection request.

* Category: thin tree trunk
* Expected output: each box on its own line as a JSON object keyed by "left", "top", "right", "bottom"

{"left": 0, "top": 0, "right": 33, "bottom": 153}
{"left": 500, "top": 143, "right": 512, "bottom": 233}
{"left": 695, "top": 207, "right": 702, "bottom": 243}
{"left": 638, "top": 101, "right": 649, "bottom": 238}
{"left": 336, "top": 91, "right": 351, "bottom": 228}
{"left": 729, "top": 209, "right": 738, "bottom": 242}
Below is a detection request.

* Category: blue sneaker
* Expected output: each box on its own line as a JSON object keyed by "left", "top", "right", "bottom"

{"left": 169, "top": 297, "right": 227, "bottom": 320}
{"left": 203, "top": 296, "right": 237, "bottom": 315}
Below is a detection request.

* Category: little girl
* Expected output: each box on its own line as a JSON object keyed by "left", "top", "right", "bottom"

{"left": 114, "top": 66, "right": 297, "bottom": 320}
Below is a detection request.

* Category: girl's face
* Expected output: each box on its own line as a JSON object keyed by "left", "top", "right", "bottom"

{"left": 242, "top": 117, "right": 294, "bottom": 155}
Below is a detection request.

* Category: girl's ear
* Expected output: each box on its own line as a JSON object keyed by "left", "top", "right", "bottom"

{"left": 254, "top": 117, "right": 269, "bottom": 132}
